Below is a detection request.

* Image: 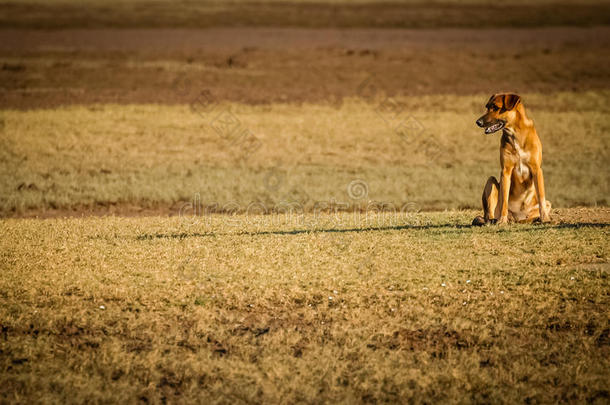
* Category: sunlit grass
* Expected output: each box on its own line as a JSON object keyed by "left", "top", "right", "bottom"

{"left": 0, "top": 209, "right": 608, "bottom": 402}
{"left": 1, "top": 91, "right": 608, "bottom": 215}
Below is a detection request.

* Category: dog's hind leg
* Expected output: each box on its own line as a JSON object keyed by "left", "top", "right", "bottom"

{"left": 483, "top": 176, "right": 500, "bottom": 222}
{"left": 473, "top": 176, "right": 500, "bottom": 226}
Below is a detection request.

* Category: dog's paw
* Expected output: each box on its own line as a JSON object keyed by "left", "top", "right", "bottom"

{"left": 472, "top": 216, "right": 486, "bottom": 227}
{"left": 497, "top": 216, "right": 509, "bottom": 226}
{"left": 534, "top": 215, "right": 551, "bottom": 225}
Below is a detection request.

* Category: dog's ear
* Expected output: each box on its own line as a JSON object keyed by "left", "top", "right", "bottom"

{"left": 502, "top": 94, "right": 521, "bottom": 111}
{"left": 486, "top": 94, "right": 496, "bottom": 108}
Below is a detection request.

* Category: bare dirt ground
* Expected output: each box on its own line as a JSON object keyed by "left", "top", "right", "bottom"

{"left": 1, "top": 27, "right": 609, "bottom": 108}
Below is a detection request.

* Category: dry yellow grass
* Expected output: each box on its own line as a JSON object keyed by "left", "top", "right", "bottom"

{"left": 0, "top": 209, "right": 608, "bottom": 403}
{"left": 1, "top": 91, "right": 608, "bottom": 216}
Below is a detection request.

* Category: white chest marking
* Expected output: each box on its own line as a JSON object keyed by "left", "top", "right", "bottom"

{"left": 514, "top": 142, "right": 530, "bottom": 177}
{"left": 505, "top": 129, "right": 530, "bottom": 179}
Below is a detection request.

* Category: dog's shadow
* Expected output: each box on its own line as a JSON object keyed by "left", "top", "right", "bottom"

{"left": 136, "top": 222, "right": 609, "bottom": 241}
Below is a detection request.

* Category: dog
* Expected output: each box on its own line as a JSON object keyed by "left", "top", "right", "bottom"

{"left": 472, "top": 93, "right": 551, "bottom": 226}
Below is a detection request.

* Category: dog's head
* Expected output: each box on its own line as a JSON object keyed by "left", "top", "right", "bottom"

{"left": 476, "top": 93, "right": 522, "bottom": 134}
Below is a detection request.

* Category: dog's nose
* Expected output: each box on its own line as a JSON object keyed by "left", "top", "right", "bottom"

{"left": 476, "top": 118, "right": 484, "bottom": 127}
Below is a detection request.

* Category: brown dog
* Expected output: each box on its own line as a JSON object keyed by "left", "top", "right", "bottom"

{"left": 472, "top": 93, "right": 551, "bottom": 226}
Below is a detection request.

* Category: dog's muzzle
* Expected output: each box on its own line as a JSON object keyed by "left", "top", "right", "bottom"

{"left": 476, "top": 119, "right": 505, "bottom": 134}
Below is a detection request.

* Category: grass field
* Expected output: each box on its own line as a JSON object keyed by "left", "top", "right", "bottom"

{"left": 1, "top": 209, "right": 609, "bottom": 403}
{"left": 1, "top": 92, "right": 608, "bottom": 216}
{"left": 1, "top": 0, "right": 609, "bottom": 402}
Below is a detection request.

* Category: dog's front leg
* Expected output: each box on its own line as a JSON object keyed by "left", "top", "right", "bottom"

{"left": 498, "top": 166, "right": 512, "bottom": 225}
{"left": 532, "top": 166, "right": 550, "bottom": 222}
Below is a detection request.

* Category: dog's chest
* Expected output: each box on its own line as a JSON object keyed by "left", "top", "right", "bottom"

{"left": 504, "top": 131, "right": 531, "bottom": 180}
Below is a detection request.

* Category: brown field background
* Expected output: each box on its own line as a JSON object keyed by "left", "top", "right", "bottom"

{"left": 0, "top": 7, "right": 609, "bottom": 216}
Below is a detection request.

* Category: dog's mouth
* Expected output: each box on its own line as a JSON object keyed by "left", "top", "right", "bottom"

{"left": 484, "top": 121, "right": 505, "bottom": 134}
